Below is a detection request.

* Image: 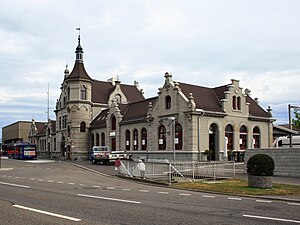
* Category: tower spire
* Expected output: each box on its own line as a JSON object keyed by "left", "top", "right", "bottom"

{"left": 75, "top": 27, "right": 83, "bottom": 63}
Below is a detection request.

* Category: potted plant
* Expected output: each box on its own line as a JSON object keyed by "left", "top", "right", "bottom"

{"left": 247, "top": 153, "right": 275, "bottom": 189}
{"left": 204, "top": 149, "right": 213, "bottom": 161}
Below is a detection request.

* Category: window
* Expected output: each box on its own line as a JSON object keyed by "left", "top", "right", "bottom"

{"left": 175, "top": 123, "right": 183, "bottom": 150}
{"left": 96, "top": 133, "right": 100, "bottom": 146}
{"left": 115, "top": 94, "right": 122, "bottom": 104}
{"left": 232, "top": 96, "right": 236, "bottom": 110}
{"left": 101, "top": 132, "right": 105, "bottom": 146}
{"left": 165, "top": 95, "right": 171, "bottom": 109}
{"left": 67, "top": 86, "right": 70, "bottom": 100}
{"left": 141, "top": 128, "right": 147, "bottom": 150}
{"left": 239, "top": 125, "right": 247, "bottom": 150}
{"left": 237, "top": 97, "right": 241, "bottom": 110}
{"left": 91, "top": 134, "right": 94, "bottom": 147}
{"left": 80, "top": 121, "right": 86, "bottom": 132}
{"left": 126, "top": 130, "right": 130, "bottom": 150}
{"left": 253, "top": 126, "right": 260, "bottom": 148}
{"left": 111, "top": 115, "right": 116, "bottom": 130}
{"left": 225, "top": 124, "right": 234, "bottom": 151}
{"left": 133, "top": 129, "right": 138, "bottom": 150}
{"left": 158, "top": 125, "right": 166, "bottom": 150}
{"left": 80, "top": 85, "right": 87, "bottom": 100}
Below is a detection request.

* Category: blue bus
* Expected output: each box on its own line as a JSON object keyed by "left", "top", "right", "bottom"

{"left": 4, "top": 142, "right": 37, "bottom": 160}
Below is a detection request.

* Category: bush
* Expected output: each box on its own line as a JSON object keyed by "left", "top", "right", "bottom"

{"left": 247, "top": 154, "right": 275, "bottom": 176}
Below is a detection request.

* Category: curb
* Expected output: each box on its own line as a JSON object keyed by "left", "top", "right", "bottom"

{"left": 71, "top": 163, "right": 300, "bottom": 203}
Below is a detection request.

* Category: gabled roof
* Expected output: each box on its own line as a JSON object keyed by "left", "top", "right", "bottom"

{"left": 92, "top": 80, "right": 145, "bottom": 104}
{"left": 178, "top": 82, "right": 225, "bottom": 113}
{"left": 121, "top": 97, "right": 157, "bottom": 123}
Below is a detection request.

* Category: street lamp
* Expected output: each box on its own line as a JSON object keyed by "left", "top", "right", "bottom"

{"left": 167, "top": 117, "right": 176, "bottom": 161}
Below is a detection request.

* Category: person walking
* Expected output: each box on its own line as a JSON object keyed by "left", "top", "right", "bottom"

{"left": 137, "top": 159, "right": 146, "bottom": 179}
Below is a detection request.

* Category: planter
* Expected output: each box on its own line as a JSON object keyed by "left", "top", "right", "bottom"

{"left": 248, "top": 175, "right": 273, "bottom": 189}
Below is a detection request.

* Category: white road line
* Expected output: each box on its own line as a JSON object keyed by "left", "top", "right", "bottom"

{"left": 158, "top": 192, "right": 169, "bottom": 194}
{"left": 202, "top": 195, "right": 215, "bottom": 198}
{"left": 0, "top": 181, "right": 30, "bottom": 189}
{"left": 256, "top": 199, "right": 272, "bottom": 203}
{"left": 139, "top": 190, "right": 149, "bottom": 193}
{"left": 13, "top": 205, "right": 81, "bottom": 222}
{"left": 228, "top": 197, "right": 242, "bottom": 201}
{"left": 243, "top": 214, "right": 300, "bottom": 224}
{"left": 179, "top": 193, "right": 191, "bottom": 196}
{"left": 288, "top": 202, "right": 300, "bottom": 206}
{"left": 77, "top": 194, "right": 141, "bottom": 204}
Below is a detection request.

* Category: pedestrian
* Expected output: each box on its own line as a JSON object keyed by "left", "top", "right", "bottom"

{"left": 137, "top": 159, "right": 145, "bottom": 179}
{"left": 115, "top": 158, "right": 121, "bottom": 176}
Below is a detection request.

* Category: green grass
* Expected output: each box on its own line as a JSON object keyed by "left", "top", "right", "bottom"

{"left": 172, "top": 179, "right": 300, "bottom": 196}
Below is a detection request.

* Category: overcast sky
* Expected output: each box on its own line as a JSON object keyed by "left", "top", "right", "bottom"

{"left": 1, "top": 0, "right": 300, "bottom": 139}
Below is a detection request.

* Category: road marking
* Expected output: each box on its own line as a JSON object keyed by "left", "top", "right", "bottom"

{"left": 0, "top": 181, "right": 30, "bottom": 189}
{"left": 158, "top": 192, "right": 169, "bottom": 194}
{"left": 202, "top": 195, "right": 215, "bottom": 198}
{"left": 243, "top": 214, "right": 300, "bottom": 224}
{"left": 77, "top": 194, "right": 141, "bottom": 204}
{"left": 256, "top": 199, "right": 272, "bottom": 203}
{"left": 106, "top": 187, "right": 115, "bottom": 190}
{"left": 288, "top": 202, "right": 300, "bottom": 206}
{"left": 179, "top": 193, "right": 191, "bottom": 196}
{"left": 139, "top": 190, "right": 149, "bottom": 193}
{"left": 228, "top": 197, "right": 242, "bottom": 201}
{"left": 13, "top": 205, "right": 81, "bottom": 222}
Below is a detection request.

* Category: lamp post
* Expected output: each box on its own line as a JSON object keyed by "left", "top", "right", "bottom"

{"left": 167, "top": 117, "right": 176, "bottom": 161}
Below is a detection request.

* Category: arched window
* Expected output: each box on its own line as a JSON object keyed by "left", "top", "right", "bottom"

{"left": 96, "top": 133, "right": 100, "bottom": 146}
{"left": 111, "top": 115, "right": 116, "bottom": 130}
{"left": 80, "top": 122, "right": 86, "bottom": 132}
{"left": 80, "top": 85, "right": 87, "bottom": 100}
{"left": 237, "top": 96, "right": 241, "bottom": 110}
{"left": 225, "top": 124, "right": 234, "bottom": 151}
{"left": 175, "top": 123, "right": 183, "bottom": 150}
{"left": 165, "top": 95, "right": 171, "bottom": 109}
{"left": 239, "top": 125, "right": 248, "bottom": 150}
{"left": 232, "top": 96, "right": 236, "bottom": 110}
{"left": 115, "top": 94, "right": 122, "bottom": 104}
{"left": 253, "top": 126, "right": 260, "bottom": 148}
{"left": 67, "top": 86, "right": 70, "bottom": 100}
{"left": 141, "top": 128, "right": 147, "bottom": 150}
{"left": 133, "top": 129, "right": 138, "bottom": 150}
{"left": 101, "top": 132, "right": 105, "bottom": 146}
{"left": 91, "top": 134, "right": 94, "bottom": 147}
{"left": 125, "top": 130, "right": 130, "bottom": 150}
{"left": 158, "top": 125, "right": 166, "bottom": 150}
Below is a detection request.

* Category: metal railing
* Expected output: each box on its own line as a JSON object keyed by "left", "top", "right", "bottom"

{"left": 118, "top": 160, "right": 236, "bottom": 184}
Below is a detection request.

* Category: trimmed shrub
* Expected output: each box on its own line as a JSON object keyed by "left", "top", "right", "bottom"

{"left": 247, "top": 154, "right": 275, "bottom": 176}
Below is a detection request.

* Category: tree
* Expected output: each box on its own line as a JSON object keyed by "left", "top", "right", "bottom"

{"left": 292, "top": 109, "right": 300, "bottom": 128}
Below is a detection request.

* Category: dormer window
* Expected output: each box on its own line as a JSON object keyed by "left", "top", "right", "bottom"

{"left": 80, "top": 85, "right": 87, "bottom": 100}
{"left": 165, "top": 95, "right": 171, "bottom": 109}
{"left": 115, "top": 94, "right": 121, "bottom": 104}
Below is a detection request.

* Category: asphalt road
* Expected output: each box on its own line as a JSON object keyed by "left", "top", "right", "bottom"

{"left": 0, "top": 158, "right": 300, "bottom": 225}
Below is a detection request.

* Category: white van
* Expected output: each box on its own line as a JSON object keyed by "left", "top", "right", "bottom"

{"left": 272, "top": 136, "right": 300, "bottom": 148}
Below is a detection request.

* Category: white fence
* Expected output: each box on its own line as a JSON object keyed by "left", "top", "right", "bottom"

{"left": 118, "top": 160, "right": 236, "bottom": 183}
